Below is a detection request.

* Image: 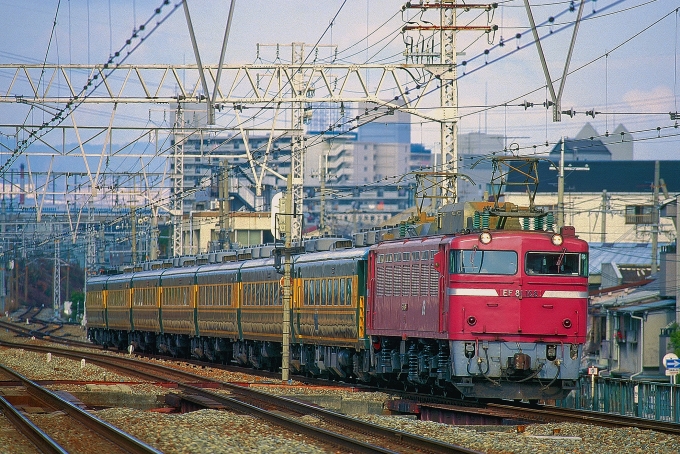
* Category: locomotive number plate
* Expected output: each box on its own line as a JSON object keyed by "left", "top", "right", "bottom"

{"left": 499, "top": 289, "right": 541, "bottom": 298}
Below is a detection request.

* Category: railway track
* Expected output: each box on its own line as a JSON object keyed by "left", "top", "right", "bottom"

{"left": 0, "top": 363, "right": 162, "bottom": 454}
{"left": 487, "top": 401, "right": 680, "bottom": 435}
{"left": 4, "top": 317, "right": 679, "bottom": 451}
{"left": 0, "top": 340, "right": 482, "bottom": 454}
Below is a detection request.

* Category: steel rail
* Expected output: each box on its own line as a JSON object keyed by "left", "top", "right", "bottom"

{"left": 489, "top": 402, "right": 680, "bottom": 435}
{"left": 0, "top": 394, "right": 69, "bottom": 454}
{"left": 0, "top": 363, "right": 163, "bottom": 454}
{"left": 0, "top": 340, "right": 481, "bottom": 454}
{"left": 181, "top": 383, "right": 482, "bottom": 454}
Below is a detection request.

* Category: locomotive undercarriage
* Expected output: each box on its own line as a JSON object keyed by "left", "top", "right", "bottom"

{"left": 450, "top": 340, "right": 582, "bottom": 400}
{"left": 369, "top": 337, "right": 581, "bottom": 400}
{"left": 87, "top": 328, "right": 128, "bottom": 351}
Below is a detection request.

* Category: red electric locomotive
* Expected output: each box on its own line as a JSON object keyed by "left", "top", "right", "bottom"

{"left": 367, "top": 223, "right": 588, "bottom": 400}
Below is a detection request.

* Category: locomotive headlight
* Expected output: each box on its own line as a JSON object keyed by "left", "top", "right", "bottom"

{"left": 562, "top": 318, "right": 572, "bottom": 329}
{"left": 464, "top": 342, "right": 476, "bottom": 359}
{"left": 570, "top": 344, "right": 579, "bottom": 360}
{"left": 479, "top": 231, "right": 492, "bottom": 244}
{"left": 551, "top": 233, "right": 563, "bottom": 246}
{"left": 546, "top": 344, "right": 557, "bottom": 361}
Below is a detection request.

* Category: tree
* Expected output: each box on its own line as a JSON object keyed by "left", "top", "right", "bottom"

{"left": 69, "top": 290, "right": 85, "bottom": 323}
{"left": 670, "top": 323, "right": 680, "bottom": 357}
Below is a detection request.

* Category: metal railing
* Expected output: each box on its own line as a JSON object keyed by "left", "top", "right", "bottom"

{"left": 558, "top": 376, "right": 680, "bottom": 423}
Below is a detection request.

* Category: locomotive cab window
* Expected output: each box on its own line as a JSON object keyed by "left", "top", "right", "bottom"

{"left": 525, "top": 251, "right": 588, "bottom": 277}
{"left": 450, "top": 250, "right": 518, "bottom": 275}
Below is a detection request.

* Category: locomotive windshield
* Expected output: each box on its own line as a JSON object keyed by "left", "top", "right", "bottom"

{"left": 450, "top": 250, "right": 518, "bottom": 275}
{"left": 525, "top": 251, "right": 588, "bottom": 277}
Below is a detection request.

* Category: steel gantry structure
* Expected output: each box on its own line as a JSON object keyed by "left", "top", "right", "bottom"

{"left": 0, "top": 60, "right": 446, "bottom": 249}
{"left": 0, "top": 1, "right": 508, "bottom": 256}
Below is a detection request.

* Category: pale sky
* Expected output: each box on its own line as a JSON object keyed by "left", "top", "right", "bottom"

{"left": 0, "top": 0, "right": 678, "bottom": 178}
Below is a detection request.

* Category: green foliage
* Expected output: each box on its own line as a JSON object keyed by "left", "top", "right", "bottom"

{"left": 69, "top": 290, "right": 84, "bottom": 306}
{"left": 670, "top": 323, "right": 680, "bottom": 357}
{"left": 68, "top": 290, "right": 85, "bottom": 323}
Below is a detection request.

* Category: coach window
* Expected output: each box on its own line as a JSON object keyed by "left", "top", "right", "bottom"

{"left": 525, "top": 251, "right": 587, "bottom": 277}
{"left": 386, "top": 254, "right": 393, "bottom": 263}
{"left": 403, "top": 252, "right": 410, "bottom": 261}
{"left": 333, "top": 279, "right": 339, "bottom": 305}
{"left": 346, "top": 278, "right": 353, "bottom": 305}
{"left": 378, "top": 254, "right": 384, "bottom": 264}
{"left": 315, "top": 280, "right": 321, "bottom": 306}
{"left": 339, "top": 278, "right": 346, "bottom": 304}
{"left": 451, "top": 250, "right": 518, "bottom": 275}
{"left": 412, "top": 251, "right": 420, "bottom": 261}
{"left": 395, "top": 253, "right": 401, "bottom": 262}
{"left": 320, "top": 279, "right": 327, "bottom": 305}
{"left": 422, "top": 250, "right": 429, "bottom": 260}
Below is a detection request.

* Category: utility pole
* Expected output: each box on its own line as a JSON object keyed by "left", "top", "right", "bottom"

{"left": 553, "top": 137, "right": 588, "bottom": 229}
{"left": 83, "top": 201, "right": 95, "bottom": 326}
{"left": 676, "top": 195, "right": 680, "bottom": 325}
{"left": 290, "top": 42, "right": 305, "bottom": 243}
{"left": 0, "top": 250, "right": 5, "bottom": 315}
{"left": 218, "top": 159, "right": 231, "bottom": 249}
{"left": 558, "top": 137, "right": 565, "bottom": 228}
{"left": 651, "top": 161, "right": 659, "bottom": 273}
{"left": 172, "top": 104, "right": 185, "bottom": 257}
{"left": 403, "top": 2, "right": 496, "bottom": 208}
{"left": 281, "top": 176, "right": 293, "bottom": 382}
{"left": 601, "top": 190, "right": 608, "bottom": 243}
{"left": 131, "top": 205, "right": 137, "bottom": 265}
{"left": 150, "top": 205, "right": 159, "bottom": 260}
{"left": 317, "top": 153, "right": 329, "bottom": 235}
{"left": 53, "top": 239, "right": 60, "bottom": 318}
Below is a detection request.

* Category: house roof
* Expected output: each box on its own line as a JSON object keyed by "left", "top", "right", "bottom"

{"left": 549, "top": 138, "right": 611, "bottom": 159}
{"left": 504, "top": 160, "right": 680, "bottom": 193}
{"left": 614, "top": 298, "right": 675, "bottom": 314}
{"left": 590, "top": 280, "right": 677, "bottom": 315}
{"left": 588, "top": 242, "right": 664, "bottom": 275}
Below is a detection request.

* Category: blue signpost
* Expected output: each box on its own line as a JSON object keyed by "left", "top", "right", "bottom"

{"left": 665, "top": 358, "right": 680, "bottom": 369}
{"left": 663, "top": 353, "right": 679, "bottom": 420}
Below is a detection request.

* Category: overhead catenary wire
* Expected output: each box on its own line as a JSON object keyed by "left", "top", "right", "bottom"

{"left": 2, "top": 0, "right": 676, "bottom": 258}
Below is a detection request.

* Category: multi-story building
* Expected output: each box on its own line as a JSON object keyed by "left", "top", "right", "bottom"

{"left": 171, "top": 101, "right": 431, "bottom": 238}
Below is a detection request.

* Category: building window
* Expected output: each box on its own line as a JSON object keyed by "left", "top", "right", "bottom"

{"left": 625, "top": 205, "right": 654, "bottom": 225}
